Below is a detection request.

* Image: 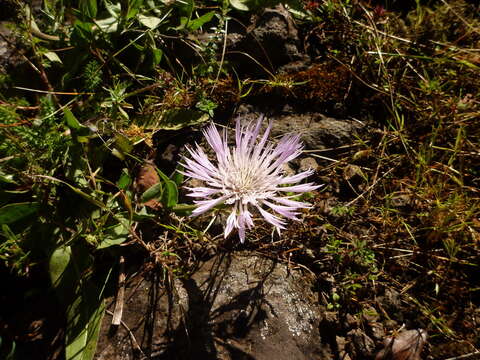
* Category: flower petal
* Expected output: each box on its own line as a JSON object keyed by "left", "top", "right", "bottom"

{"left": 257, "top": 206, "right": 286, "bottom": 230}
{"left": 192, "top": 196, "right": 228, "bottom": 216}
{"left": 276, "top": 183, "right": 322, "bottom": 193}
{"left": 278, "top": 170, "right": 314, "bottom": 184}
{"left": 224, "top": 211, "right": 238, "bottom": 238}
{"left": 262, "top": 200, "right": 300, "bottom": 220}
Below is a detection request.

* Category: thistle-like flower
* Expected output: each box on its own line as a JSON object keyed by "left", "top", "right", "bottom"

{"left": 181, "top": 116, "right": 321, "bottom": 243}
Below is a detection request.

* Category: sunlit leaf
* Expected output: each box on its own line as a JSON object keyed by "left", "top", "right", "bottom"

{"left": 138, "top": 14, "right": 162, "bottom": 29}
{"left": 65, "top": 283, "right": 105, "bottom": 360}
{"left": 229, "top": 0, "right": 249, "bottom": 11}
{"left": 49, "top": 246, "right": 72, "bottom": 289}
{"left": 44, "top": 51, "right": 62, "bottom": 63}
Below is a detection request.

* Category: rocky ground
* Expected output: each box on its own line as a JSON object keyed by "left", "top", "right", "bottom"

{"left": 1, "top": 1, "right": 479, "bottom": 360}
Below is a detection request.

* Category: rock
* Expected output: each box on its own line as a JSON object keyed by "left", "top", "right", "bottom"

{"left": 362, "top": 305, "right": 380, "bottom": 323}
{"left": 346, "top": 328, "right": 376, "bottom": 358}
{"left": 248, "top": 5, "right": 302, "bottom": 69}
{"left": 271, "top": 113, "right": 364, "bottom": 150}
{"left": 336, "top": 336, "right": 352, "bottom": 360}
{"left": 390, "top": 194, "right": 412, "bottom": 208}
{"left": 370, "top": 322, "right": 386, "bottom": 342}
{"left": 299, "top": 157, "right": 318, "bottom": 172}
{"left": 345, "top": 313, "right": 359, "bottom": 329}
{"left": 95, "top": 253, "right": 333, "bottom": 360}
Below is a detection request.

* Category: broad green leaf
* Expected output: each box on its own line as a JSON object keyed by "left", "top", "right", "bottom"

{"left": 65, "top": 296, "right": 104, "bottom": 360}
{"left": 49, "top": 246, "right": 72, "bottom": 289}
{"left": 78, "top": 300, "right": 105, "bottom": 360}
{"left": 138, "top": 14, "right": 161, "bottom": 29}
{"left": 0, "top": 202, "right": 40, "bottom": 224}
{"left": 157, "top": 170, "right": 178, "bottom": 208}
{"left": 71, "top": 20, "right": 94, "bottom": 44}
{"left": 96, "top": 218, "right": 130, "bottom": 249}
{"left": 141, "top": 182, "right": 163, "bottom": 203}
{"left": 176, "top": 0, "right": 194, "bottom": 17}
{"left": 65, "top": 282, "right": 105, "bottom": 360}
{"left": 50, "top": 244, "right": 104, "bottom": 360}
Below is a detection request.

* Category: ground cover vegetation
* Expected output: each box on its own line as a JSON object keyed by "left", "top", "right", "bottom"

{"left": 0, "top": 0, "right": 479, "bottom": 359}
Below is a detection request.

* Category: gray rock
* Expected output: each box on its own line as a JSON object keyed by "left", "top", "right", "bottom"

{"left": 299, "top": 157, "right": 319, "bottom": 172}
{"left": 346, "top": 328, "right": 376, "bottom": 357}
{"left": 270, "top": 114, "right": 364, "bottom": 150}
{"left": 95, "top": 253, "right": 332, "bottom": 360}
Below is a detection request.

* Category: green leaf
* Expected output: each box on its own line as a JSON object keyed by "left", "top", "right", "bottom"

{"left": 64, "top": 108, "right": 91, "bottom": 137}
{"left": 80, "top": 0, "right": 98, "bottom": 19}
{"left": 151, "top": 47, "right": 163, "bottom": 66}
{"left": 172, "top": 203, "right": 195, "bottom": 216}
{"left": 50, "top": 244, "right": 104, "bottom": 360}
{"left": 49, "top": 246, "right": 72, "bottom": 290}
{"left": 117, "top": 170, "right": 132, "bottom": 190}
{"left": 172, "top": 166, "right": 184, "bottom": 186}
{"left": 39, "top": 176, "right": 106, "bottom": 209}
{"left": 71, "top": 20, "right": 94, "bottom": 44}
{"left": 157, "top": 169, "right": 178, "bottom": 208}
{"left": 0, "top": 202, "right": 40, "bottom": 224}
{"left": 96, "top": 218, "right": 130, "bottom": 249}
{"left": 114, "top": 134, "right": 133, "bottom": 154}
{"left": 65, "top": 283, "right": 105, "bottom": 360}
{"left": 187, "top": 11, "right": 215, "bottom": 31}
{"left": 133, "top": 207, "right": 155, "bottom": 220}
{"left": 64, "top": 108, "right": 83, "bottom": 130}
{"left": 176, "top": 0, "right": 194, "bottom": 18}
{"left": 126, "top": 0, "right": 143, "bottom": 19}
{"left": 141, "top": 182, "right": 163, "bottom": 203}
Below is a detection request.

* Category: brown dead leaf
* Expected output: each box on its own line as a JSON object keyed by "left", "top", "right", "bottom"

{"left": 375, "top": 329, "right": 427, "bottom": 360}
{"left": 135, "top": 163, "right": 162, "bottom": 210}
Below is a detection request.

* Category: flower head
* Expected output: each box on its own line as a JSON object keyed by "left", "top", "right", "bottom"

{"left": 181, "top": 116, "right": 321, "bottom": 242}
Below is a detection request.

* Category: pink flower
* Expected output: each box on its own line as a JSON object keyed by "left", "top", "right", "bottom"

{"left": 181, "top": 116, "right": 321, "bottom": 243}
